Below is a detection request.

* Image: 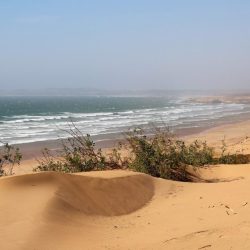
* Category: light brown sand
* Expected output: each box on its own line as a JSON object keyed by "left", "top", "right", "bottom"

{"left": 1, "top": 167, "right": 250, "bottom": 250}
{"left": 1, "top": 120, "right": 250, "bottom": 249}
{"left": 185, "top": 119, "right": 250, "bottom": 154}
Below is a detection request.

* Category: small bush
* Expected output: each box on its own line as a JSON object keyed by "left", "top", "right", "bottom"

{"left": 123, "top": 127, "right": 214, "bottom": 181}
{"left": 34, "top": 124, "right": 250, "bottom": 182}
{"left": 34, "top": 124, "right": 122, "bottom": 173}
{"left": 0, "top": 143, "right": 22, "bottom": 176}
{"left": 216, "top": 154, "right": 250, "bottom": 164}
{"left": 216, "top": 136, "right": 250, "bottom": 164}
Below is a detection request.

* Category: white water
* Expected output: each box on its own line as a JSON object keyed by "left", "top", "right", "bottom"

{"left": 0, "top": 102, "right": 249, "bottom": 144}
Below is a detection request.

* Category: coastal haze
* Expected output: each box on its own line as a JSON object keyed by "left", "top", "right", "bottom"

{"left": 1, "top": 1, "right": 250, "bottom": 91}
{"left": 1, "top": 1, "right": 250, "bottom": 145}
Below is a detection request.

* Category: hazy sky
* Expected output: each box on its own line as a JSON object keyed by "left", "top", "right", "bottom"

{"left": 0, "top": 0, "right": 250, "bottom": 90}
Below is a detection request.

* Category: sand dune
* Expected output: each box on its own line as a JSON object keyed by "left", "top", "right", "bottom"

{"left": 1, "top": 166, "right": 250, "bottom": 249}
{"left": 0, "top": 171, "right": 154, "bottom": 249}
{"left": 2, "top": 120, "right": 250, "bottom": 249}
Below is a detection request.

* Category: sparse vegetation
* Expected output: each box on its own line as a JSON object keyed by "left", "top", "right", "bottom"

{"left": 34, "top": 124, "right": 250, "bottom": 181}
{"left": 0, "top": 143, "right": 22, "bottom": 176}
{"left": 35, "top": 124, "right": 123, "bottom": 173}
{"left": 215, "top": 136, "right": 250, "bottom": 164}
{"left": 123, "top": 127, "right": 214, "bottom": 181}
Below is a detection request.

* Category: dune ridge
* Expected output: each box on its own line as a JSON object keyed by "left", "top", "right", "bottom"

{"left": 0, "top": 171, "right": 156, "bottom": 250}
{"left": 1, "top": 171, "right": 154, "bottom": 217}
{"left": 3, "top": 118, "right": 250, "bottom": 249}
{"left": 2, "top": 166, "right": 250, "bottom": 249}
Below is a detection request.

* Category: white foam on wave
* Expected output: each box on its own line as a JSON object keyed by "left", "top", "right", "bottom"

{"left": 0, "top": 102, "right": 248, "bottom": 144}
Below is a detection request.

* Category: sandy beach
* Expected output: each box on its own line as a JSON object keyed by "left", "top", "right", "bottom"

{"left": 2, "top": 0, "right": 250, "bottom": 248}
{"left": 1, "top": 119, "right": 250, "bottom": 249}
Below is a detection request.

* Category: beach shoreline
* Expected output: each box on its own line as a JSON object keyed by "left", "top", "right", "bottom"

{"left": 2, "top": 102, "right": 250, "bottom": 249}
{"left": 15, "top": 109, "right": 250, "bottom": 161}
{"left": 10, "top": 114, "right": 250, "bottom": 176}
{"left": 1, "top": 94, "right": 249, "bottom": 146}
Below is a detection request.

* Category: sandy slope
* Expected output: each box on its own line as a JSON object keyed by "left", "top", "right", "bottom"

{"left": 185, "top": 119, "right": 250, "bottom": 154}
{"left": 2, "top": 120, "right": 250, "bottom": 249}
{"left": 1, "top": 167, "right": 250, "bottom": 250}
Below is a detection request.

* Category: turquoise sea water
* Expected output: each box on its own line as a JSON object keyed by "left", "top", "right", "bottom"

{"left": 0, "top": 96, "right": 249, "bottom": 144}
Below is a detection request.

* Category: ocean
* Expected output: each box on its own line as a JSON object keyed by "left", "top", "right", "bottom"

{"left": 0, "top": 96, "right": 249, "bottom": 145}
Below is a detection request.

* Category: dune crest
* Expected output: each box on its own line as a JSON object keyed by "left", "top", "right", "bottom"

{"left": 0, "top": 171, "right": 155, "bottom": 249}
{"left": 0, "top": 171, "right": 155, "bottom": 216}
{"left": 47, "top": 172, "right": 154, "bottom": 217}
{"left": 2, "top": 166, "right": 250, "bottom": 249}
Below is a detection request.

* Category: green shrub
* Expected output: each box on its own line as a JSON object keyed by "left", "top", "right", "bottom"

{"left": 216, "top": 136, "right": 250, "bottom": 164}
{"left": 34, "top": 124, "right": 122, "bottom": 173}
{"left": 34, "top": 124, "right": 250, "bottom": 182}
{"left": 0, "top": 143, "right": 22, "bottom": 176}
{"left": 123, "top": 127, "right": 214, "bottom": 181}
{"left": 217, "top": 154, "right": 250, "bottom": 164}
